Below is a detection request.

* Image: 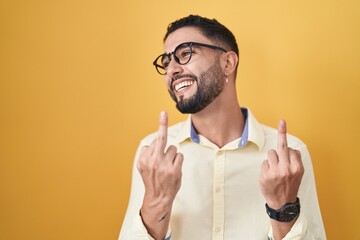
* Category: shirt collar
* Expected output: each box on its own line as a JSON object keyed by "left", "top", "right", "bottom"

{"left": 175, "top": 108, "right": 265, "bottom": 151}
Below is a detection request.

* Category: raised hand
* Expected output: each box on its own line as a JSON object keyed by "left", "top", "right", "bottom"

{"left": 137, "top": 111, "right": 183, "bottom": 239}
{"left": 259, "top": 120, "right": 304, "bottom": 210}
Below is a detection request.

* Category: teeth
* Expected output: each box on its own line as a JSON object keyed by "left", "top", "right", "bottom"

{"left": 174, "top": 81, "right": 193, "bottom": 91}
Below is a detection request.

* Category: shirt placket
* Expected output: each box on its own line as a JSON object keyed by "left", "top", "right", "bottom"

{"left": 212, "top": 150, "right": 225, "bottom": 240}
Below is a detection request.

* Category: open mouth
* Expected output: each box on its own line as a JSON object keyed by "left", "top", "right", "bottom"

{"left": 174, "top": 80, "right": 194, "bottom": 92}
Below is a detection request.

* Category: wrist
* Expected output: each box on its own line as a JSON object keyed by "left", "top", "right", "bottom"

{"left": 143, "top": 192, "right": 174, "bottom": 208}
{"left": 266, "top": 196, "right": 298, "bottom": 210}
{"left": 141, "top": 196, "right": 173, "bottom": 222}
{"left": 265, "top": 197, "right": 300, "bottom": 222}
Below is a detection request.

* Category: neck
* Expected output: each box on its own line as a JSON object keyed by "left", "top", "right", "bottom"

{"left": 190, "top": 86, "right": 245, "bottom": 148}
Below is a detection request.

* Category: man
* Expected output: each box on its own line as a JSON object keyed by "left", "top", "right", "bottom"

{"left": 120, "top": 15, "right": 326, "bottom": 240}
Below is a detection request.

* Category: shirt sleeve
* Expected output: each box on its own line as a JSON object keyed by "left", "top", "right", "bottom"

{"left": 120, "top": 212, "right": 171, "bottom": 240}
{"left": 268, "top": 212, "right": 308, "bottom": 239}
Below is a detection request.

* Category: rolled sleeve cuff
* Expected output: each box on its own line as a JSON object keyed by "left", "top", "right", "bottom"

{"left": 131, "top": 213, "right": 171, "bottom": 240}
{"left": 268, "top": 212, "right": 308, "bottom": 240}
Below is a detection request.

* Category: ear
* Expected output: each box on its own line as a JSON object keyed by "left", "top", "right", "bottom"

{"left": 221, "top": 51, "right": 238, "bottom": 75}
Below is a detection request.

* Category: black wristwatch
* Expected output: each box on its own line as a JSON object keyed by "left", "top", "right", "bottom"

{"left": 265, "top": 198, "right": 300, "bottom": 222}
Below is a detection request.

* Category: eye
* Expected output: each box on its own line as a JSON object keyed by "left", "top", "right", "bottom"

{"left": 162, "top": 60, "right": 170, "bottom": 69}
{"left": 176, "top": 48, "right": 192, "bottom": 63}
{"left": 161, "top": 55, "right": 171, "bottom": 68}
{"left": 180, "top": 50, "right": 191, "bottom": 58}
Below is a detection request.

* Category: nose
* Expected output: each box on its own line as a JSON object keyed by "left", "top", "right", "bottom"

{"left": 166, "top": 56, "right": 183, "bottom": 78}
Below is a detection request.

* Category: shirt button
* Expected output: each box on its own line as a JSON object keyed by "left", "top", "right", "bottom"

{"left": 215, "top": 227, "right": 221, "bottom": 233}
{"left": 216, "top": 187, "right": 221, "bottom": 193}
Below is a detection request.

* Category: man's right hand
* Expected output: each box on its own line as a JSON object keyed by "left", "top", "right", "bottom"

{"left": 137, "top": 111, "right": 183, "bottom": 239}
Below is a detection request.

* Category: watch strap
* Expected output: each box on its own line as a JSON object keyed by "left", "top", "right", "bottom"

{"left": 265, "top": 197, "right": 300, "bottom": 222}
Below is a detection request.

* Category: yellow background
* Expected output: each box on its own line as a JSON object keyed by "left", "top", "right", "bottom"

{"left": 0, "top": 0, "right": 359, "bottom": 239}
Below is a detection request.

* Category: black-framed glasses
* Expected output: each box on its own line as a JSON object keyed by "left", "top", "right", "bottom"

{"left": 153, "top": 42, "right": 227, "bottom": 75}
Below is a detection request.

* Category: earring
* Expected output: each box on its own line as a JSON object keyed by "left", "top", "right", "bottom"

{"left": 226, "top": 73, "right": 229, "bottom": 83}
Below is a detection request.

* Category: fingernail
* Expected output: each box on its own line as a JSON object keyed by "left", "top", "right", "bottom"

{"left": 160, "top": 111, "right": 167, "bottom": 120}
{"left": 279, "top": 119, "right": 286, "bottom": 127}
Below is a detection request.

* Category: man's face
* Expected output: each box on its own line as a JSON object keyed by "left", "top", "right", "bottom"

{"left": 163, "top": 27, "right": 226, "bottom": 114}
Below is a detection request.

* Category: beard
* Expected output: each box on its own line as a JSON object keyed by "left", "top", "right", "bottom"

{"left": 168, "top": 59, "right": 225, "bottom": 114}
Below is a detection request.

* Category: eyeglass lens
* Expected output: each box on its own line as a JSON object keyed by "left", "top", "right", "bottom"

{"left": 156, "top": 43, "right": 192, "bottom": 74}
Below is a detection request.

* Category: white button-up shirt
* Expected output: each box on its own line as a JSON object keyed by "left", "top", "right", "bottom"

{"left": 119, "top": 109, "right": 326, "bottom": 239}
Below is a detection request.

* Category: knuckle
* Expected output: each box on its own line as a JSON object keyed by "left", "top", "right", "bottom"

{"left": 280, "top": 171, "right": 290, "bottom": 179}
{"left": 292, "top": 160, "right": 304, "bottom": 173}
{"left": 167, "top": 145, "right": 177, "bottom": 153}
{"left": 290, "top": 149, "right": 301, "bottom": 159}
{"left": 169, "top": 167, "right": 180, "bottom": 177}
{"left": 259, "top": 176, "right": 268, "bottom": 186}
{"left": 276, "top": 166, "right": 292, "bottom": 179}
{"left": 137, "top": 156, "right": 145, "bottom": 167}
{"left": 269, "top": 170, "right": 280, "bottom": 180}
{"left": 176, "top": 152, "right": 184, "bottom": 161}
{"left": 158, "top": 134, "right": 166, "bottom": 142}
{"left": 299, "top": 165, "right": 305, "bottom": 175}
{"left": 267, "top": 149, "right": 278, "bottom": 158}
{"left": 148, "top": 160, "right": 159, "bottom": 171}
{"left": 136, "top": 161, "right": 142, "bottom": 171}
{"left": 268, "top": 149, "right": 276, "bottom": 154}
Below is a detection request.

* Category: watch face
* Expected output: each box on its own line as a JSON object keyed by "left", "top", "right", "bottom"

{"left": 279, "top": 205, "right": 299, "bottom": 222}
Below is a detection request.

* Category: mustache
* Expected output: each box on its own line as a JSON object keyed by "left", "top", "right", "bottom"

{"left": 171, "top": 74, "right": 198, "bottom": 85}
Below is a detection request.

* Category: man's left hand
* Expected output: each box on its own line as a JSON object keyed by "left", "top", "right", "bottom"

{"left": 259, "top": 119, "right": 304, "bottom": 210}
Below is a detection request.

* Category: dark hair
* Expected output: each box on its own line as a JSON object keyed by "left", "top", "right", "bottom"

{"left": 164, "top": 15, "right": 239, "bottom": 57}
